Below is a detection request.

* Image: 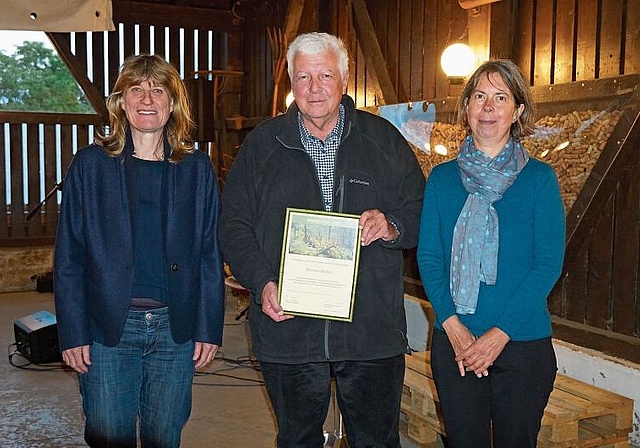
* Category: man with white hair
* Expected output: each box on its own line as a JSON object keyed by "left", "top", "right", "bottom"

{"left": 220, "top": 32, "right": 424, "bottom": 447}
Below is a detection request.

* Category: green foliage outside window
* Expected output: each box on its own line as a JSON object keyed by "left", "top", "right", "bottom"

{"left": 0, "top": 41, "right": 94, "bottom": 114}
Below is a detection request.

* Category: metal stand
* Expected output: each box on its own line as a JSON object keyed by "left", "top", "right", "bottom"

{"left": 26, "top": 181, "right": 63, "bottom": 221}
{"left": 323, "top": 381, "right": 346, "bottom": 447}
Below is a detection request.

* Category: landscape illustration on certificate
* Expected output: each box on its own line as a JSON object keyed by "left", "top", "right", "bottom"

{"left": 287, "top": 213, "right": 357, "bottom": 260}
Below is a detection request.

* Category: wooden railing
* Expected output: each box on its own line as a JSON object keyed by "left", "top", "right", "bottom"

{"left": 0, "top": 111, "right": 102, "bottom": 246}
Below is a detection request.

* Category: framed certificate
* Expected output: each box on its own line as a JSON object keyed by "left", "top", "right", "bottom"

{"left": 277, "top": 208, "right": 362, "bottom": 321}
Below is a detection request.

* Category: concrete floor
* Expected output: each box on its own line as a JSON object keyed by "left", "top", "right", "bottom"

{"left": 0, "top": 290, "right": 431, "bottom": 448}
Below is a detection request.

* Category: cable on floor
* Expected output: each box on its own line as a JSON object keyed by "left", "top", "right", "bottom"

{"left": 194, "top": 352, "right": 264, "bottom": 387}
{"left": 7, "top": 343, "right": 70, "bottom": 372}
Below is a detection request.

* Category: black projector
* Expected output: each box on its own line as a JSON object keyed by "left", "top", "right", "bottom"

{"left": 14, "top": 310, "right": 61, "bottom": 363}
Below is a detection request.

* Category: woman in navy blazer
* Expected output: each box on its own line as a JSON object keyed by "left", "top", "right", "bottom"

{"left": 54, "top": 54, "right": 225, "bottom": 448}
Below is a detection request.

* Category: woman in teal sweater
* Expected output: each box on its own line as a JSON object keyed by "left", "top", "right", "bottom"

{"left": 417, "top": 60, "right": 565, "bottom": 447}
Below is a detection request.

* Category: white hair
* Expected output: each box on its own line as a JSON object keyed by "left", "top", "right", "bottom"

{"left": 286, "top": 32, "right": 349, "bottom": 80}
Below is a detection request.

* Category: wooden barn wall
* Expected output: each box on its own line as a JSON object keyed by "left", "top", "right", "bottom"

{"left": 0, "top": 4, "right": 243, "bottom": 246}
{"left": 241, "top": 0, "right": 639, "bottom": 114}
{"left": 0, "top": 113, "right": 99, "bottom": 244}
{"left": 515, "top": 0, "right": 640, "bottom": 86}
{"left": 513, "top": 0, "right": 640, "bottom": 360}
{"left": 546, "top": 129, "right": 640, "bottom": 360}
{"left": 241, "top": 0, "right": 468, "bottom": 112}
{"left": 238, "top": 0, "right": 640, "bottom": 361}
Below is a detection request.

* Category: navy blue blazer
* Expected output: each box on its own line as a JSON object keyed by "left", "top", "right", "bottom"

{"left": 53, "top": 138, "right": 225, "bottom": 351}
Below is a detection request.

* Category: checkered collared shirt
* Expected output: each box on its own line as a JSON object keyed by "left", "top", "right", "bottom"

{"left": 297, "top": 104, "right": 345, "bottom": 211}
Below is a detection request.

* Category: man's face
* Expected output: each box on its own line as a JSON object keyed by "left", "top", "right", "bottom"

{"left": 290, "top": 50, "right": 348, "bottom": 130}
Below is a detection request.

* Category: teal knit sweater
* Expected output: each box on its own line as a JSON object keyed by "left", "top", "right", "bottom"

{"left": 417, "top": 157, "right": 565, "bottom": 341}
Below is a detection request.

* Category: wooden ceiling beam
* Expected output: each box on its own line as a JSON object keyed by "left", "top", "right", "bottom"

{"left": 47, "top": 32, "right": 109, "bottom": 122}
{"left": 283, "top": 0, "right": 305, "bottom": 45}
{"left": 351, "top": 0, "right": 398, "bottom": 105}
{"left": 111, "top": 0, "right": 242, "bottom": 31}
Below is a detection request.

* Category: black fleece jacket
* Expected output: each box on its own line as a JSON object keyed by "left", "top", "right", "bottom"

{"left": 220, "top": 95, "right": 425, "bottom": 363}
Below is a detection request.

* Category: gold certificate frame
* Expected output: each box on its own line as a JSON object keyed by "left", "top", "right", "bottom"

{"left": 277, "top": 208, "right": 362, "bottom": 321}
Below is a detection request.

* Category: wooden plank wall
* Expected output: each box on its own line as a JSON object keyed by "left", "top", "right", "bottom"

{"left": 515, "top": 0, "right": 638, "bottom": 85}
{"left": 339, "top": 0, "right": 469, "bottom": 105}
{"left": 508, "top": 0, "right": 640, "bottom": 357}
{"left": 241, "top": 0, "right": 288, "bottom": 118}
{"left": 238, "top": 0, "right": 640, "bottom": 361}
{"left": 242, "top": 0, "right": 468, "bottom": 110}
{"left": 0, "top": 9, "right": 242, "bottom": 246}
{"left": 2, "top": 1, "right": 638, "bottom": 242}
{"left": 242, "top": 0, "right": 639, "bottom": 111}
{"left": 547, "top": 147, "right": 640, "bottom": 360}
{"left": 546, "top": 89, "right": 640, "bottom": 355}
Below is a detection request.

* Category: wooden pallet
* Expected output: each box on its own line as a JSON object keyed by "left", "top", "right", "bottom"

{"left": 402, "top": 351, "right": 633, "bottom": 448}
{"left": 539, "top": 374, "right": 633, "bottom": 447}
{"left": 399, "top": 414, "right": 443, "bottom": 448}
{"left": 402, "top": 352, "right": 443, "bottom": 445}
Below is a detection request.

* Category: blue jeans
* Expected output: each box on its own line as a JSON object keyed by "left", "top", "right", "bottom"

{"left": 261, "top": 355, "right": 405, "bottom": 448}
{"left": 78, "top": 308, "right": 195, "bottom": 448}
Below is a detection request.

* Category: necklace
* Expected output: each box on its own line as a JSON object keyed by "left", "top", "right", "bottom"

{"left": 132, "top": 148, "right": 164, "bottom": 161}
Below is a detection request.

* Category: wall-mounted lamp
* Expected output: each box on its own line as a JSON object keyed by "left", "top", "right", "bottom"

{"left": 285, "top": 91, "right": 295, "bottom": 109}
{"left": 440, "top": 43, "right": 476, "bottom": 83}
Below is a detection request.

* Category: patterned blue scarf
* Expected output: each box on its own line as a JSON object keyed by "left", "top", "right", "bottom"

{"left": 450, "top": 135, "right": 529, "bottom": 314}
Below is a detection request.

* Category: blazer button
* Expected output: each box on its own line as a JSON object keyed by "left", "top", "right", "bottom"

{"left": 171, "top": 263, "right": 179, "bottom": 271}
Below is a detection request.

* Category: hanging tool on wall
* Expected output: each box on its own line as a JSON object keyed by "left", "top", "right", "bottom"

{"left": 268, "top": 26, "right": 287, "bottom": 117}
{"left": 267, "top": 0, "right": 305, "bottom": 116}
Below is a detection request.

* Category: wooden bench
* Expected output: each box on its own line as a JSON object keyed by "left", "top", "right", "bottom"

{"left": 401, "top": 351, "right": 634, "bottom": 448}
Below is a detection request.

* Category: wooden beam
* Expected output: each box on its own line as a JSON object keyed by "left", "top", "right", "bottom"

{"left": 552, "top": 317, "right": 640, "bottom": 365}
{"left": 468, "top": 5, "right": 491, "bottom": 65}
{"left": 351, "top": 0, "right": 397, "bottom": 105}
{"left": 111, "top": 0, "right": 242, "bottom": 31}
{"left": 283, "top": 0, "right": 305, "bottom": 45}
{"left": 47, "top": 33, "right": 109, "bottom": 122}
{"left": 0, "top": 111, "right": 102, "bottom": 126}
{"left": 0, "top": 237, "right": 55, "bottom": 247}
{"left": 269, "top": 0, "right": 305, "bottom": 116}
